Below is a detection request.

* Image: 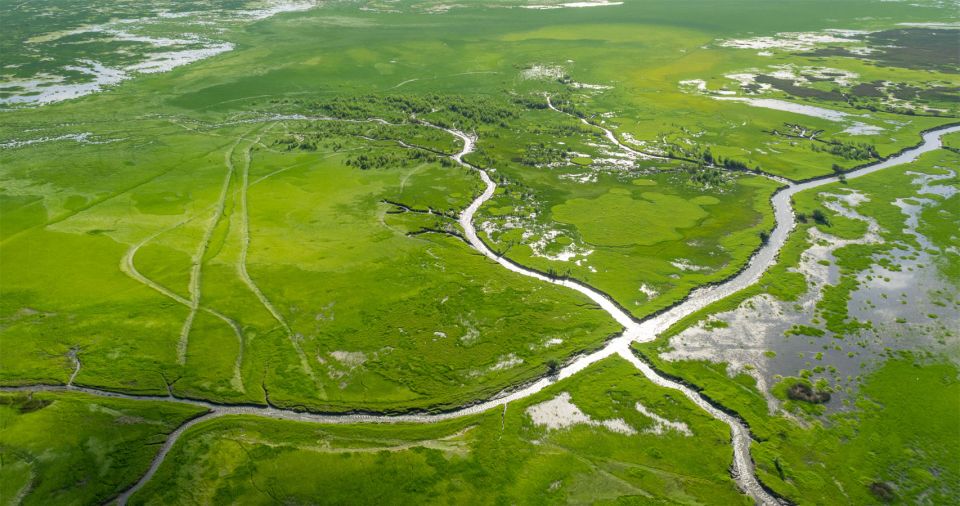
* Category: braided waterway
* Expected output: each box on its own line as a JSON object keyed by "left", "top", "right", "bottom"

{"left": 6, "top": 116, "right": 957, "bottom": 505}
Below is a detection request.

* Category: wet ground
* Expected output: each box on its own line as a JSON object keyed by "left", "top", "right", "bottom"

{"left": 664, "top": 169, "right": 959, "bottom": 413}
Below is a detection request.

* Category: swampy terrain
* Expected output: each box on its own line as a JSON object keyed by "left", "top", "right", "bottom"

{"left": 0, "top": 0, "right": 958, "bottom": 504}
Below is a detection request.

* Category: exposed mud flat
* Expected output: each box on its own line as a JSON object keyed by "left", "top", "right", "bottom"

{"left": 663, "top": 173, "right": 959, "bottom": 413}
{"left": 520, "top": 1, "right": 624, "bottom": 10}
{"left": 0, "top": 61, "right": 129, "bottom": 107}
{"left": 0, "top": 132, "right": 121, "bottom": 149}
{"left": 714, "top": 97, "right": 855, "bottom": 122}
{"left": 1, "top": 1, "right": 320, "bottom": 108}
{"left": 685, "top": 82, "right": 888, "bottom": 136}
{"left": 526, "top": 392, "right": 636, "bottom": 434}
{"left": 634, "top": 402, "right": 692, "bottom": 436}
{"left": 717, "top": 29, "right": 868, "bottom": 52}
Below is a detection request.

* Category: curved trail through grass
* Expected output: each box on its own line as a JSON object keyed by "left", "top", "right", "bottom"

{"left": 119, "top": 213, "right": 247, "bottom": 391}
{"left": 7, "top": 116, "right": 956, "bottom": 505}
{"left": 177, "top": 135, "right": 244, "bottom": 365}
{"left": 235, "top": 130, "right": 318, "bottom": 383}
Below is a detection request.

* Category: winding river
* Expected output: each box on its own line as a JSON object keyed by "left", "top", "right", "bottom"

{"left": 6, "top": 115, "right": 958, "bottom": 505}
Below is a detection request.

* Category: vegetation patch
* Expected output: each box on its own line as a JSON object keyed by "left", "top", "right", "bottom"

{"left": 552, "top": 190, "right": 711, "bottom": 246}
{"left": 0, "top": 391, "right": 206, "bottom": 505}
{"left": 130, "top": 358, "right": 748, "bottom": 505}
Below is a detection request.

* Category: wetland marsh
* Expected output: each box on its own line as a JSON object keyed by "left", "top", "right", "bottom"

{"left": 1, "top": 0, "right": 958, "bottom": 504}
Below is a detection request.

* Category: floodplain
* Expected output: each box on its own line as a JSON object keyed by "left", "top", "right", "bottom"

{"left": 1, "top": 0, "right": 958, "bottom": 504}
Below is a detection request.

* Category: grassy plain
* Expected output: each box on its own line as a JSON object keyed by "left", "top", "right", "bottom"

{"left": 130, "top": 357, "right": 748, "bottom": 505}
{"left": 1, "top": 0, "right": 958, "bottom": 504}
{"left": 0, "top": 120, "right": 620, "bottom": 412}
{"left": 479, "top": 164, "right": 779, "bottom": 319}
{"left": 944, "top": 130, "right": 960, "bottom": 151}
{"left": 0, "top": 391, "right": 205, "bottom": 504}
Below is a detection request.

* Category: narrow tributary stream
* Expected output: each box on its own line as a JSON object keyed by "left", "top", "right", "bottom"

{"left": 7, "top": 117, "right": 957, "bottom": 505}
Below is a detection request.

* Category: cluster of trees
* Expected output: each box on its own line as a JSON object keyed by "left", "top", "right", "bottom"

{"left": 511, "top": 95, "right": 549, "bottom": 110}
{"left": 831, "top": 163, "right": 849, "bottom": 183}
{"left": 812, "top": 139, "right": 879, "bottom": 160}
{"left": 797, "top": 209, "right": 831, "bottom": 226}
{"left": 718, "top": 156, "right": 752, "bottom": 171}
{"left": 345, "top": 149, "right": 439, "bottom": 170}
{"left": 442, "top": 99, "right": 519, "bottom": 128}
{"left": 528, "top": 123, "right": 596, "bottom": 138}
{"left": 308, "top": 94, "right": 444, "bottom": 120}
{"left": 274, "top": 116, "right": 467, "bottom": 162}
{"left": 699, "top": 148, "right": 762, "bottom": 172}
{"left": 520, "top": 142, "right": 568, "bottom": 166}
{"left": 683, "top": 164, "right": 728, "bottom": 187}
{"left": 672, "top": 145, "right": 761, "bottom": 188}
{"left": 700, "top": 148, "right": 714, "bottom": 165}
{"left": 548, "top": 95, "right": 587, "bottom": 118}
{"left": 314, "top": 121, "right": 381, "bottom": 136}
{"left": 659, "top": 141, "right": 699, "bottom": 162}
{"left": 275, "top": 123, "right": 388, "bottom": 151}
{"left": 305, "top": 94, "right": 521, "bottom": 130}
{"left": 766, "top": 123, "right": 825, "bottom": 141}
{"left": 466, "top": 148, "right": 491, "bottom": 170}
{"left": 275, "top": 135, "right": 319, "bottom": 151}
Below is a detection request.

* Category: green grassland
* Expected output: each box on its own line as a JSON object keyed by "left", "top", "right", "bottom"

{"left": 0, "top": 391, "right": 206, "bottom": 505}
{"left": 478, "top": 160, "right": 779, "bottom": 319}
{"left": 1, "top": 0, "right": 959, "bottom": 503}
{"left": 0, "top": 119, "right": 620, "bottom": 412}
{"left": 944, "top": 130, "right": 960, "bottom": 152}
{"left": 130, "top": 357, "right": 749, "bottom": 505}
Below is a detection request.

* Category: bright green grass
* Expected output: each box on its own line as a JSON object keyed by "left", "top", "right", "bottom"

{"left": 0, "top": 391, "right": 206, "bottom": 505}
{"left": 632, "top": 354, "right": 960, "bottom": 504}
{"left": 943, "top": 131, "right": 960, "bottom": 151}
{"left": 479, "top": 166, "right": 779, "bottom": 318}
{"left": 552, "top": 189, "right": 711, "bottom": 246}
{"left": 1, "top": 1, "right": 958, "bottom": 503}
{"left": 130, "top": 357, "right": 748, "bottom": 505}
{"left": 0, "top": 122, "right": 619, "bottom": 412}
{"left": 235, "top": 130, "right": 619, "bottom": 411}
